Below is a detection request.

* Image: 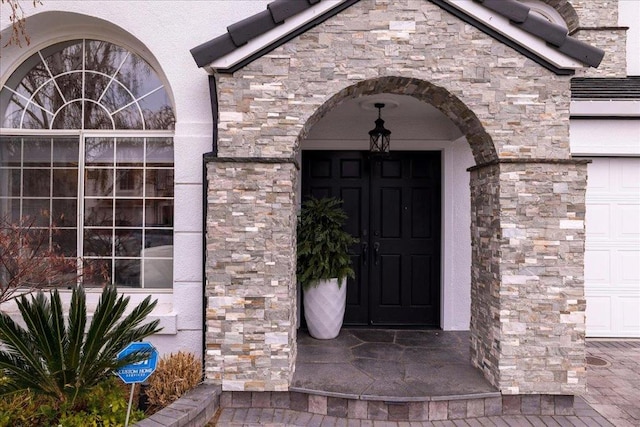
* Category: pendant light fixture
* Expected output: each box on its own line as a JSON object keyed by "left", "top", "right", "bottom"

{"left": 368, "top": 103, "right": 391, "bottom": 155}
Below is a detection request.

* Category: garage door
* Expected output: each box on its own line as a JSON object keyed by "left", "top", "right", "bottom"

{"left": 585, "top": 158, "right": 640, "bottom": 337}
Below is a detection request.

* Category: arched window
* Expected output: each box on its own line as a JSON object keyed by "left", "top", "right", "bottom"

{"left": 0, "top": 40, "right": 175, "bottom": 288}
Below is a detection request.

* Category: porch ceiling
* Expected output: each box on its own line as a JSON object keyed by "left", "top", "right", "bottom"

{"left": 304, "top": 93, "right": 464, "bottom": 144}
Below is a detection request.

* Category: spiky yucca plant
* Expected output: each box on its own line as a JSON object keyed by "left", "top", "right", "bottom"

{"left": 0, "top": 285, "right": 161, "bottom": 409}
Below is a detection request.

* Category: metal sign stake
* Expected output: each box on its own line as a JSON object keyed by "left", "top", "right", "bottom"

{"left": 125, "top": 383, "right": 136, "bottom": 427}
{"left": 116, "top": 342, "right": 159, "bottom": 426}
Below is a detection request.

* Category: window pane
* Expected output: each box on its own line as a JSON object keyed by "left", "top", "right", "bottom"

{"left": 0, "top": 169, "right": 22, "bottom": 197}
{"left": 84, "top": 228, "right": 113, "bottom": 256}
{"left": 84, "top": 100, "right": 115, "bottom": 130}
{"left": 115, "top": 259, "right": 140, "bottom": 287}
{"left": 100, "top": 82, "right": 135, "bottom": 113}
{"left": 43, "top": 40, "right": 83, "bottom": 75}
{"left": 51, "top": 199, "right": 78, "bottom": 227}
{"left": 146, "top": 169, "right": 173, "bottom": 197}
{"left": 52, "top": 229, "right": 77, "bottom": 257}
{"left": 0, "top": 91, "right": 23, "bottom": 128}
{"left": 143, "top": 258, "right": 172, "bottom": 288}
{"left": 25, "top": 228, "right": 51, "bottom": 256}
{"left": 146, "top": 138, "right": 173, "bottom": 166}
{"left": 116, "top": 51, "right": 161, "bottom": 99}
{"left": 116, "top": 169, "right": 143, "bottom": 197}
{"left": 23, "top": 199, "right": 50, "bottom": 226}
{"left": 19, "top": 63, "right": 50, "bottom": 98}
{"left": 115, "top": 228, "right": 142, "bottom": 257}
{"left": 84, "top": 73, "right": 112, "bottom": 103}
{"left": 85, "top": 169, "right": 114, "bottom": 197}
{"left": 2, "top": 39, "right": 173, "bottom": 131}
{"left": 145, "top": 199, "right": 173, "bottom": 227}
{"left": 112, "top": 105, "right": 144, "bottom": 130}
{"left": 52, "top": 139, "right": 79, "bottom": 166}
{"left": 83, "top": 259, "right": 111, "bottom": 287}
{"left": 22, "top": 102, "right": 53, "bottom": 129}
{"left": 23, "top": 169, "right": 51, "bottom": 197}
{"left": 145, "top": 229, "right": 173, "bottom": 249}
{"left": 23, "top": 139, "right": 51, "bottom": 167}
{"left": 85, "top": 199, "right": 113, "bottom": 226}
{"left": 85, "top": 40, "right": 128, "bottom": 74}
{"left": 116, "top": 139, "right": 143, "bottom": 166}
{"left": 51, "top": 101, "right": 83, "bottom": 130}
{"left": 53, "top": 169, "right": 78, "bottom": 197}
{"left": 115, "top": 199, "right": 143, "bottom": 226}
{"left": 54, "top": 73, "right": 82, "bottom": 104}
{"left": 52, "top": 199, "right": 77, "bottom": 226}
{"left": 0, "top": 138, "right": 21, "bottom": 166}
{"left": 140, "top": 91, "right": 175, "bottom": 130}
{"left": 85, "top": 138, "right": 114, "bottom": 165}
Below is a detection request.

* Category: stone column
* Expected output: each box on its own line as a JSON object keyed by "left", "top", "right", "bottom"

{"left": 470, "top": 160, "right": 589, "bottom": 395}
{"left": 204, "top": 156, "right": 298, "bottom": 392}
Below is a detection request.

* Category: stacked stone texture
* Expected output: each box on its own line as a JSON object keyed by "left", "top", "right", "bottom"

{"left": 205, "top": 158, "right": 298, "bottom": 391}
{"left": 205, "top": 0, "right": 625, "bottom": 394}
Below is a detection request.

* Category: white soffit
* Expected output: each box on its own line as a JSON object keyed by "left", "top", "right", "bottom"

{"left": 205, "top": 0, "right": 348, "bottom": 72}
{"left": 443, "top": 0, "right": 585, "bottom": 70}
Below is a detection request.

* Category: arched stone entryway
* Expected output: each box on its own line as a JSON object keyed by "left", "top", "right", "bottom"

{"left": 296, "top": 76, "right": 486, "bottom": 330}
{"left": 297, "top": 76, "right": 497, "bottom": 165}
{"left": 203, "top": 0, "right": 588, "bottom": 399}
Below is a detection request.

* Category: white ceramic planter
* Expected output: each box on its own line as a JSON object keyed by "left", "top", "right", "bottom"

{"left": 303, "top": 278, "right": 346, "bottom": 339}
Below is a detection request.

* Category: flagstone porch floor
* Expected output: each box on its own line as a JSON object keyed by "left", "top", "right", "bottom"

{"left": 291, "top": 328, "right": 498, "bottom": 400}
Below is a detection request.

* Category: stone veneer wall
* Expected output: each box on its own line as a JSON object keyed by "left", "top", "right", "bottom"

{"left": 571, "top": 0, "right": 627, "bottom": 77}
{"left": 205, "top": 157, "right": 298, "bottom": 391}
{"left": 204, "top": 0, "right": 624, "bottom": 394}
{"left": 469, "top": 163, "right": 502, "bottom": 388}
{"left": 470, "top": 160, "right": 589, "bottom": 395}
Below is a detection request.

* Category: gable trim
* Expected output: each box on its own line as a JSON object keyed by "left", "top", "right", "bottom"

{"left": 191, "top": 0, "right": 359, "bottom": 73}
{"left": 444, "top": 0, "right": 603, "bottom": 70}
{"left": 190, "top": 0, "right": 604, "bottom": 75}
{"left": 432, "top": 0, "right": 573, "bottom": 75}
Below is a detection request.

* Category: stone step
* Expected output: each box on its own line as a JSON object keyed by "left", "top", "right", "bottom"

{"left": 220, "top": 390, "right": 576, "bottom": 422}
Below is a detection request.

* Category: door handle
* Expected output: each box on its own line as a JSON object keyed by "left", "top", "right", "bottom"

{"left": 374, "top": 242, "right": 380, "bottom": 266}
{"left": 362, "top": 242, "right": 368, "bottom": 266}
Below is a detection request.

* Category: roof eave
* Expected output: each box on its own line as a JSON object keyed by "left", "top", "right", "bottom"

{"left": 439, "top": 0, "right": 604, "bottom": 74}
{"left": 191, "top": 0, "right": 605, "bottom": 75}
{"left": 191, "top": 0, "right": 359, "bottom": 74}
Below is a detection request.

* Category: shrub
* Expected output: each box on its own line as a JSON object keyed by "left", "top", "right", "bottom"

{"left": 144, "top": 351, "right": 202, "bottom": 414}
{"left": 0, "top": 377, "right": 145, "bottom": 427}
{"left": 0, "top": 285, "right": 161, "bottom": 409}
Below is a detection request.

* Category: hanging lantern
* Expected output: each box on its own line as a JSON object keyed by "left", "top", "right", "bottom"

{"left": 368, "top": 103, "right": 391, "bottom": 155}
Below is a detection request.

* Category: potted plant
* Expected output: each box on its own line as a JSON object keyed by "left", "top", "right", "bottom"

{"left": 297, "top": 197, "right": 358, "bottom": 339}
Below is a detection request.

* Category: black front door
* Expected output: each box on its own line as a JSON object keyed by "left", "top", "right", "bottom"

{"left": 301, "top": 151, "right": 441, "bottom": 326}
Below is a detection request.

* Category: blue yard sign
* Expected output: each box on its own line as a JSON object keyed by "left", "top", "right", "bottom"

{"left": 116, "top": 341, "right": 159, "bottom": 384}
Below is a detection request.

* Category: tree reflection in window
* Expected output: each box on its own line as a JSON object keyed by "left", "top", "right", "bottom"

{"left": 1, "top": 40, "right": 174, "bottom": 288}
{"left": 0, "top": 40, "right": 175, "bottom": 130}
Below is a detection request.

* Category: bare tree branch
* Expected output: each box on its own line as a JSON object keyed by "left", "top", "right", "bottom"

{"left": 1, "top": 0, "right": 42, "bottom": 48}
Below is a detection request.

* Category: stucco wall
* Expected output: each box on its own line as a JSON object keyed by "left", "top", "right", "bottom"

{"left": 0, "top": 1, "right": 276, "bottom": 357}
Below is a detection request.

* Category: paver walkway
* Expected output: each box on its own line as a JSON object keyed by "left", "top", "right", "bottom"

{"left": 213, "top": 339, "right": 640, "bottom": 426}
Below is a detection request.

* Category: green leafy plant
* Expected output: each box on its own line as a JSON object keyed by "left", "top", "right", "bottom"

{"left": 0, "top": 377, "right": 145, "bottom": 427}
{"left": 296, "top": 197, "right": 358, "bottom": 290}
{"left": 0, "top": 285, "right": 161, "bottom": 410}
